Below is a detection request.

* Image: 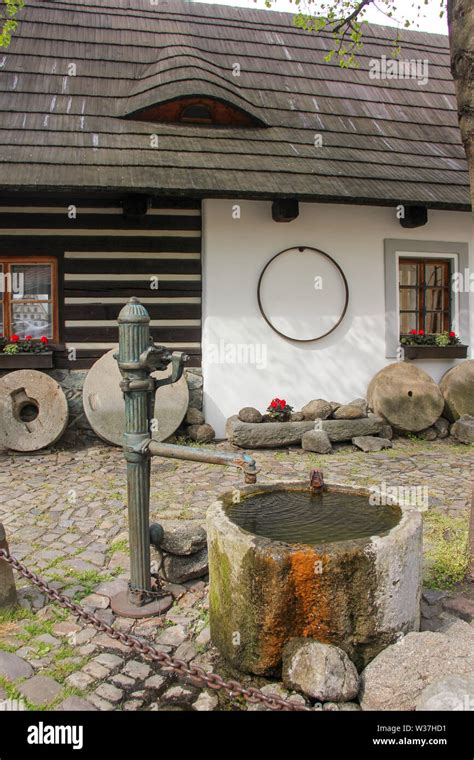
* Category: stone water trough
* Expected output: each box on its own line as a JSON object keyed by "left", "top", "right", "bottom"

{"left": 207, "top": 480, "right": 422, "bottom": 676}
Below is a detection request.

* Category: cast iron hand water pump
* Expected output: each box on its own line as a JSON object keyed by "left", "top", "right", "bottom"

{"left": 111, "top": 298, "right": 258, "bottom": 617}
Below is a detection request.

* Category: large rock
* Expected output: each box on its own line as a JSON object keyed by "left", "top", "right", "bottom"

{"left": 439, "top": 361, "right": 474, "bottom": 421}
{"left": 301, "top": 430, "right": 333, "bottom": 454}
{"left": 185, "top": 407, "right": 205, "bottom": 426}
{"left": 348, "top": 398, "right": 369, "bottom": 415}
{"left": 333, "top": 404, "right": 366, "bottom": 420}
{"left": 225, "top": 415, "right": 239, "bottom": 440}
{"left": 282, "top": 639, "right": 359, "bottom": 702}
{"left": 417, "top": 427, "right": 437, "bottom": 441}
{"left": 0, "top": 523, "right": 17, "bottom": 609}
{"left": 367, "top": 363, "right": 444, "bottom": 433}
{"left": 434, "top": 417, "right": 450, "bottom": 439}
{"left": 316, "top": 416, "right": 383, "bottom": 442}
{"left": 238, "top": 407, "right": 263, "bottom": 423}
{"left": 360, "top": 629, "right": 474, "bottom": 711}
{"left": 229, "top": 420, "right": 314, "bottom": 448}
{"left": 416, "top": 675, "right": 474, "bottom": 711}
{"left": 450, "top": 415, "right": 474, "bottom": 444}
{"left": 163, "top": 546, "right": 208, "bottom": 583}
{"left": 187, "top": 424, "right": 215, "bottom": 443}
{"left": 301, "top": 399, "right": 332, "bottom": 421}
{"left": 352, "top": 436, "right": 392, "bottom": 452}
{"left": 159, "top": 523, "right": 207, "bottom": 556}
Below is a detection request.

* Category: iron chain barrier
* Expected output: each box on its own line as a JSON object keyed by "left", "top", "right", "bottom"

{"left": 0, "top": 549, "right": 314, "bottom": 713}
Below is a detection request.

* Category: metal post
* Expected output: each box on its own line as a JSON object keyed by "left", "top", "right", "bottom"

{"left": 111, "top": 297, "right": 173, "bottom": 618}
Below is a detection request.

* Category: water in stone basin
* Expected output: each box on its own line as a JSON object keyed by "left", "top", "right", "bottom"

{"left": 226, "top": 488, "right": 401, "bottom": 544}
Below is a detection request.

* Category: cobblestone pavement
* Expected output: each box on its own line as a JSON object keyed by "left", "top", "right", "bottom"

{"left": 0, "top": 436, "right": 472, "bottom": 711}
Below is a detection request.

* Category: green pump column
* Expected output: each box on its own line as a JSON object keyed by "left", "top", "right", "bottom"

{"left": 117, "top": 297, "right": 153, "bottom": 603}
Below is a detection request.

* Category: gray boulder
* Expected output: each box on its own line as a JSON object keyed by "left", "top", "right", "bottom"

{"left": 333, "top": 404, "right": 366, "bottom": 420}
{"left": 380, "top": 424, "right": 393, "bottom": 440}
{"left": 229, "top": 420, "right": 314, "bottom": 448}
{"left": 301, "top": 399, "right": 332, "bottom": 421}
{"left": 185, "top": 407, "right": 205, "bottom": 426}
{"left": 329, "top": 402, "right": 342, "bottom": 413}
{"left": 360, "top": 629, "right": 474, "bottom": 711}
{"left": 316, "top": 416, "right": 383, "bottom": 442}
{"left": 163, "top": 546, "right": 208, "bottom": 584}
{"left": 282, "top": 638, "right": 359, "bottom": 702}
{"left": 225, "top": 415, "right": 239, "bottom": 440}
{"left": 187, "top": 423, "right": 215, "bottom": 443}
{"left": 417, "top": 427, "right": 438, "bottom": 441}
{"left": 416, "top": 675, "right": 474, "bottom": 711}
{"left": 434, "top": 417, "right": 450, "bottom": 439}
{"left": 352, "top": 436, "right": 392, "bottom": 452}
{"left": 291, "top": 412, "right": 305, "bottom": 422}
{"left": 238, "top": 407, "right": 263, "bottom": 423}
{"left": 301, "top": 430, "right": 333, "bottom": 454}
{"left": 450, "top": 415, "right": 474, "bottom": 444}
{"left": 348, "top": 398, "right": 369, "bottom": 415}
{"left": 159, "top": 522, "right": 207, "bottom": 556}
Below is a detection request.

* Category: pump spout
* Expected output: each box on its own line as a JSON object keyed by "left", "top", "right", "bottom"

{"left": 147, "top": 441, "right": 258, "bottom": 484}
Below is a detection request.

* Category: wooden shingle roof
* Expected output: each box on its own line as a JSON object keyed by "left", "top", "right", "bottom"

{"left": 0, "top": 0, "right": 470, "bottom": 209}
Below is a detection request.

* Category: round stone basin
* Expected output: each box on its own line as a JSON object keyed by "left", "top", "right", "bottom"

{"left": 207, "top": 481, "right": 422, "bottom": 676}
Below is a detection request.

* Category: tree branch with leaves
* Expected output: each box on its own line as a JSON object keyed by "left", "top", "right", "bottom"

{"left": 0, "top": 0, "right": 24, "bottom": 48}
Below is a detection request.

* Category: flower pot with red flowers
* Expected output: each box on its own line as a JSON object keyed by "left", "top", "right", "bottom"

{"left": 0, "top": 335, "right": 53, "bottom": 368}
{"left": 266, "top": 397, "right": 294, "bottom": 422}
{"left": 400, "top": 330, "right": 468, "bottom": 360}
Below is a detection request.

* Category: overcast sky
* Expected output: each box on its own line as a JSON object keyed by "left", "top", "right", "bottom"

{"left": 192, "top": 0, "right": 449, "bottom": 36}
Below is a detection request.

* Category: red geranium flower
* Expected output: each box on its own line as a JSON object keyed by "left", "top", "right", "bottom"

{"left": 11, "top": 334, "right": 19, "bottom": 342}
{"left": 270, "top": 400, "right": 278, "bottom": 409}
{"left": 40, "top": 336, "right": 48, "bottom": 344}
{"left": 449, "top": 331, "right": 456, "bottom": 337}
{"left": 409, "top": 329, "right": 417, "bottom": 335}
{"left": 279, "top": 399, "right": 286, "bottom": 408}
{"left": 25, "top": 335, "right": 32, "bottom": 341}
{"left": 418, "top": 330, "right": 424, "bottom": 336}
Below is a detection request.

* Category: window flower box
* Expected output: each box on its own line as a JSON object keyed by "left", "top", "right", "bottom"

{"left": 0, "top": 351, "right": 54, "bottom": 369}
{"left": 400, "top": 330, "right": 467, "bottom": 360}
{"left": 402, "top": 344, "right": 468, "bottom": 360}
{"left": 0, "top": 336, "right": 53, "bottom": 369}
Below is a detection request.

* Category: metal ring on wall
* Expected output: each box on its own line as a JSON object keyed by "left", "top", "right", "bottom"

{"left": 257, "top": 246, "right": 349, "bottom": 342}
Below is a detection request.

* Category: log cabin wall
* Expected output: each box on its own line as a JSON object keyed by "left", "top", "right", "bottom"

{"left": 0, "top": 196, "right": 202, "bottom": 370}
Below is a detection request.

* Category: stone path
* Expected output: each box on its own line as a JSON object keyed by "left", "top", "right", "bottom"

{"left": 0, "top": 436, "right": 472, "bottom": 711}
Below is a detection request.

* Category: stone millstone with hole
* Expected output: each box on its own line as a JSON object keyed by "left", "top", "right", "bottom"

{"left": 83, "top": 348, "right": 189, "bottom": 447}
{"left": 0, "top": 370, "right": 69, "bottom": 451}
{"left": 367, "top": 363, "right": 444, "bottom": 433}
{"left": 439, "top": 360, "right": 474, "bottom": 421}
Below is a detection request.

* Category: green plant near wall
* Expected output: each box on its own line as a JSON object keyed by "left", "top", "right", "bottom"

{"left": 424, "top": 511, "right": 468, "bottom": 590}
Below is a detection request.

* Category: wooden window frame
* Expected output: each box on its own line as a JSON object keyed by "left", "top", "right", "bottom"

{"left": 0, "top": 256, "right": 59, "bottom": 342}
{"left": 399, "top": 257, "right": 452, "bottom": 335}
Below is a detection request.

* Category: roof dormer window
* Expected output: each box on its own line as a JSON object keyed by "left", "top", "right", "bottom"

{"left": 180, "top": 103, "right": 213, "bottom": 124}
{"left": 125, "top": 96, "right": 264, "bottom": 128}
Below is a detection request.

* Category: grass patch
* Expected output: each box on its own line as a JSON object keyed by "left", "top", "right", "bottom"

{"left": 106, "top": 539, "right": 129, "bottom": 558}
{"left": 423, "top": 511, "right": 468, "bottom": 590}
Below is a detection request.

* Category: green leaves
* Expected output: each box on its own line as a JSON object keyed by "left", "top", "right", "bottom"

{"left": 0, "top": 0, "right": 24, "bottom": 48}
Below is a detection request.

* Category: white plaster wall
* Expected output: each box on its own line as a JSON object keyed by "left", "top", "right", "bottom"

{"left": 202, "top": 200, "right": 473, "bottom": 438}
